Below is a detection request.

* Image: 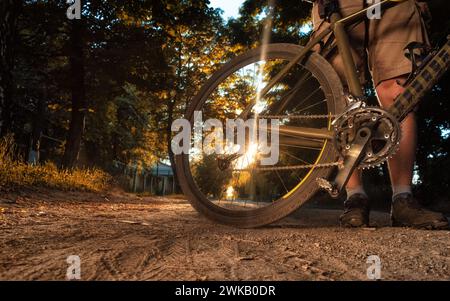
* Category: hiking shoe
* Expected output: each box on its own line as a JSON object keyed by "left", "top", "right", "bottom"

{"left": 391, "top": 193, "right": 449, "bottom": 230}
{"left": 340, "top": 193, "right": 370, "bottom": 228}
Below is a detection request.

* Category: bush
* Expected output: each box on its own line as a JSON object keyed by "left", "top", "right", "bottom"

{"left": 0, "top": 134, "right": 111, "bottom": 192}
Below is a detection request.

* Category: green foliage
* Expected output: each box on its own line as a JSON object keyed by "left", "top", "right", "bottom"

{"left": 226, "top": 0, "right": 312, "bottom": 47}
{"left": 10, "top": 0, "right": 234, "bottom": 170}
{"left": 192, "top": 154, "right": 232, "bottom": 198}
{"left": 416, "top": 72, "right": 450, "bottom": 202}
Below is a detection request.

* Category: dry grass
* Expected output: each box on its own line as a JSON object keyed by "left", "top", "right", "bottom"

{"left": 0, "top": 135, "right": 111, "bottom": 192}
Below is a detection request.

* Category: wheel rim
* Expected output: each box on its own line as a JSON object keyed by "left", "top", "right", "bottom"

{"left": 178, "top": 48, "right": 337, "bottom": 216}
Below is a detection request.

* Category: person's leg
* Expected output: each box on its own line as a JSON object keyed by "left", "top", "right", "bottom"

{"left": 341, "top": 76, "right": 415, "bottom": 228}
{"left": 375, "top": 77, "right": 416, "bottom": 197}
{"left": 375, "top": 77, "right": 449, "bottom": 229}
{"left": 339, "top": 170, "right": 370, "bottom": 228}
{"left": 369, "top": 0, "right": 427, "bottom": 188}
{"left": 359, "top": 0, "right": 448, "bottom": 229}
{"left": 311, "top": 0, "right": 370, "bottom": 227}
{"left": 346, "top": 172, "right": 366, "bottom": 197}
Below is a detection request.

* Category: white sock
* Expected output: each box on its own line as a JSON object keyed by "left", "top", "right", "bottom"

{"left": 346, "top": 186, "right": 367, "bottom": 199}
{"left": 392, "top": 185, "right": 412, "bottom": 200}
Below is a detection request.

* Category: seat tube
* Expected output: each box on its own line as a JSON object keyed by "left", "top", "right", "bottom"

{"left": 330, "top": 13, "right": 364, "bottom": 98}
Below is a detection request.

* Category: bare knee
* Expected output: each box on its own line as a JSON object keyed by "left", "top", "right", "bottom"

{"left": 376, "top": 77, "right": 407, "bottom": 108}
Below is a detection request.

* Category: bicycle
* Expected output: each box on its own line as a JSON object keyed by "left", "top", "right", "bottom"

{"left": 174, "top": 0, "right": 450, "bottom": 228}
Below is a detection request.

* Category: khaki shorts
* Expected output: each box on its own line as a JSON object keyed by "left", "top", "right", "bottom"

{"left": 311, "top": 0, "right": 430, "bottom": 86}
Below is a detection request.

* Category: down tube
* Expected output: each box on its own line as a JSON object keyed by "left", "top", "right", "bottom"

{"left": 389, "top": 38, "right": 450, "bottom": 122}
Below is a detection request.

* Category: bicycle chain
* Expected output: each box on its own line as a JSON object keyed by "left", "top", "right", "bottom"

{"left": 233, "top": 161, "right": 342, "bottom": 172}
{"left": 236, "top": 108, "right": 398, "bottom": 171}
{"left": 258, "top": 114, "right": 336, "bottom": 120}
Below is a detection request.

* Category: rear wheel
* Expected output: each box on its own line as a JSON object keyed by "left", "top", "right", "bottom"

{"left": 175, "top": 43, "right": 345, "bottom": 228}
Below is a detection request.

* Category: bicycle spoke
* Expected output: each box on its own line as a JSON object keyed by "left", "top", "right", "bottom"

{"left": 186, "top": 50, "right": 339, "bottom": 214}
{"left": 275, "top": 169, "right": 289, "bottom": 194}
{"left": 295, "top": 99, "right": 327, "bottom": 114}
{"left": 270, "top": 72, "right": 313, "bottom": 114}
{"left": 280, "top": 149, "right": 312, "bottom": 165}
{"left": 291, "top": 86, "right": 322, "bottom": 111}
{"left": 279, "top": 143, "right": 323, "bottom": 151}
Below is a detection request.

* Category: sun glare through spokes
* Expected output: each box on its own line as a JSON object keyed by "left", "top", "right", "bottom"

{"left": 226, "top": 185, "right": 235, "bottom": 200}
{"left": 234, "top": 1, "right": 274, "bottom": 170}
{"left": 235, "top": 141, "right": 259, "bottom": 169}
{"left": 253, "top": 71, "right": 267, "bottom": 114}
{"left": 253, "top": 0, "right": 274, "bottom": 117}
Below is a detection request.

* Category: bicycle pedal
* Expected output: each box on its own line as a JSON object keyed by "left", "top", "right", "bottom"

{"left": 316, "top": 178, "right": 340, "bottom": 198}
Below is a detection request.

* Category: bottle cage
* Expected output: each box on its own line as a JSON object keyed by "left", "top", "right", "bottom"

{"left": 402, "top": 41, "right": 433, "bottom": 86}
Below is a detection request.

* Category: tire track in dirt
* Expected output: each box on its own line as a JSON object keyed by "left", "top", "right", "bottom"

{"left": 1, "top": 191, "right": 449, "bottom": 280}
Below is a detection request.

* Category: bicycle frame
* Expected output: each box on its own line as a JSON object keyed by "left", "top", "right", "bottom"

{"left": 252, "top": 0, "right": 450, "bottom": 195}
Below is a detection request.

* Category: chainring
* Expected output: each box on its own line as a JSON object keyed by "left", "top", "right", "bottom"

{"left": 333, "top": 107, "right": 402, "bottom": 169}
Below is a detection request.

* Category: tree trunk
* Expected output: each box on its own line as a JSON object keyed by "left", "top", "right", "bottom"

{"left": 0, "top": 0, "right": 21, "bottom": 137}
{"left": 28, "top": 80, "right": 48, "bottom": 165}
{"left": 61, "top": 17, "right": 87, "bottom": 169}
{"left": 166, "top": 35, "right": 182, "bottom": 190}
{"left": 28, "top": 87, "right": 46, "bottom": 165}
{"left": 166, "top": 98, "right": 179, "bottom": 189}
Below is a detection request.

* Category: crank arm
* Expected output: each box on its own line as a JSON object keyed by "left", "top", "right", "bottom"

{"left": 317, "top": 127, "right": 372, "bottom": 198}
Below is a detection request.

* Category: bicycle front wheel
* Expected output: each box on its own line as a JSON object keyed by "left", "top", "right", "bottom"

{"left": 176, "top": 43, "right": 345, "bottom": 228}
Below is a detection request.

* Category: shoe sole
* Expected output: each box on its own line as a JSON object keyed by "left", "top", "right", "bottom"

{"left": 340, "top": 224, "right": 370, "bottom": 228}
{"left": 391, "top": 219, "right": 450, "bottom": 230}
{"left": 340, "top": 219, "right": 369, "bottom": 228}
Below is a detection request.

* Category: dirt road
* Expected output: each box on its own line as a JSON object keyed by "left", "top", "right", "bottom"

{"left": 0, "top": 189, "right": 449, "bottom": 280}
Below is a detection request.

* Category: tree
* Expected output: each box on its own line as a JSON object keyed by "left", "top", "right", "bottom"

{"left": 157, "top": 0, "right": 228, "bottom": 182}
{"left": 227, "top": 0, "right": 312, "bottom": 48}
{"left": 3, "top": 0, "right": 449, "bottom": 203}
{"left": 61, "top": 16, "right": 87, "bottom": 168}
{"left": 0, "top": 0, "right": 21, "bottom": 136}
{"left": 413, "top": 1, "right": 450, "bottom": 203}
